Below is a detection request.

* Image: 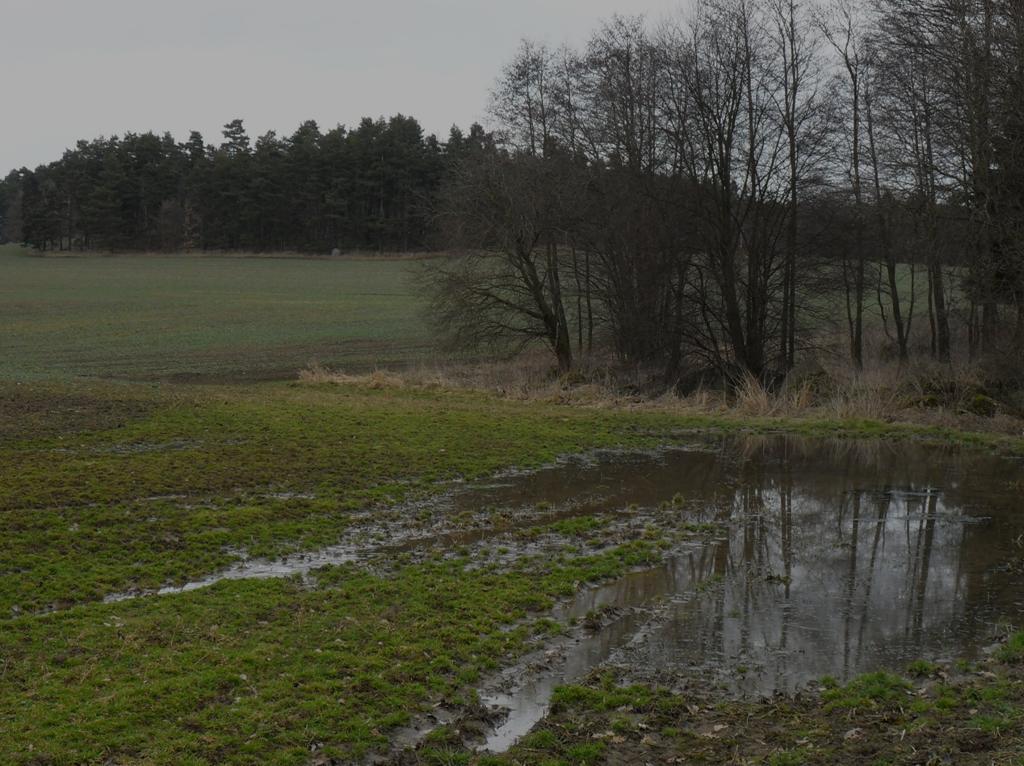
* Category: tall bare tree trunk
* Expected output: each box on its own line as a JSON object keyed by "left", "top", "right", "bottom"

{"left": 865, "top": 73, "right": 909, "bottom": 363}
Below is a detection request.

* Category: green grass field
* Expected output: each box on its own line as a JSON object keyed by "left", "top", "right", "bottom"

{"left": 0, "top": 245, "right": 432, "bottom": 381}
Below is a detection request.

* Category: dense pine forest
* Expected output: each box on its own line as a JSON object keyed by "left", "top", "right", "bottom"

{"left": 0, "top": 117, "right": 493, "bottom": 253}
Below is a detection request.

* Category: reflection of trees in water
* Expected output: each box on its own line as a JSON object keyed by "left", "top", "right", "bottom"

{"left": 652, "top": 435, "right": 1024, "bottom": 693}
{"left": 454, "top": 448, "right": 729, "bottom": 517}
{"left": 453, "top": 435, "right": 1019, "bottom": 693}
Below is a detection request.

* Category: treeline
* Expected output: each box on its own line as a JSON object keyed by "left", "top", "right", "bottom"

{"left": 0, "top": 117, "right": 493, "bottom": 252}
{"left": 429, "top": 0, "right": 1024, "bottom": 381}
{"left": 4, "top": 0, "right": 1022, "bottom": 384}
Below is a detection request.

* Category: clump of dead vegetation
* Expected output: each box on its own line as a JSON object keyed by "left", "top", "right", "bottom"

{"left": 300, "top": 363, "right": 407, "bottom": 390}
{"left": 723, "top": 360, "right": 1024, "bottom": 432}
{"left": 699, "top": 360, "right": 1024, "bottom": 436}
{"left": 301, "top": 353, "right": 1024, "bottom": 437}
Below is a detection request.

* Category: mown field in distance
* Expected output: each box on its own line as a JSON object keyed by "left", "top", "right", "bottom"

{"left": 0, "top": 245, "right": 434, "bottom": 381}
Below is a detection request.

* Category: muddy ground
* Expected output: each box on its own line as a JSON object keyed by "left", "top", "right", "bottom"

{"left": 396, "top": 646, "right": 1024, "bottom": 765}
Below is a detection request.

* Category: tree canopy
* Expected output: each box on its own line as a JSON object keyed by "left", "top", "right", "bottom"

{"left": 0, "top": 116, "right": 490, "bottom": 253}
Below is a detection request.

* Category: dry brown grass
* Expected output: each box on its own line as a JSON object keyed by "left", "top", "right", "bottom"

{"left": 701, "top": 359, "right": 1024, "bottom": 435}
{"left": 300, "top": 354, "right": 1024, "bottom": 436}
{"left": 299, "top": 363, "right": 406, "bottom": 389}
{"left": 301, "top": 353, "right": 649, "bottom": 408}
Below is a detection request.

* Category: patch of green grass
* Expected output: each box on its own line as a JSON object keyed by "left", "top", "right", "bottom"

{"left": 551, "top": 680, "right": 658, "bottom": 714}
{"left": 909, "top": 699, "right": 934, "bottom": 715}
{"left": 907, "top": 659, "right": 940, "bottom": 677}
{"left": 475, "top": 757, "right": 509, "bottom": 766}
{"left": 0, "top": 542, "right": 668, "bottom": 764}
{"left": 935, "top": 693, "right": 959, "bottom": 710}
{"left": 421, "top": 748, "right": 473, "bottom": 766}
{"left": 968, "top": 714, "right": 1015, "bottom": 735}
{"left": 995, "top": 632, "right": 1024, "bottom": 663}
{"left": 609, "top": 716, "right": 634, "bottom": 734}
{"left": 520, "top": 730, "right": 560, "bottom": 750}
{"left": 974, "top": 681, "right": 1012, "bottom": 702}
{"left": 425, "top": 726, "right": 463, "bottom": 745}
{"left": 532, "top": 617, "right": 564, "bottom": 636}
{"left": 564, "top": 742, "right": 605, "bottom": 765}
{"left": 822, "top": 672, "right": 912, "bottom": 711}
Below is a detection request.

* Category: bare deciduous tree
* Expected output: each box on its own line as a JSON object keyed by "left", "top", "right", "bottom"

{"left": 429, "top": 153, "right": 577, "bottom": 371}
{"left": 425, "top": 0, "right": 1024, "bottom": 383}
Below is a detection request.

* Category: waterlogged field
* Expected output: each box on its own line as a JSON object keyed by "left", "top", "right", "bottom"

{"left": 0, "top": 245, "right": 432, "bottom": 381}
{"left": 0, "top": 380, "right": 684, "bottom": 763}
{"left": 1, "top": 246, "right": 1023, "bottom": 765}
{"left": 3, "top": 380, "right": 1024, "bottom": 764}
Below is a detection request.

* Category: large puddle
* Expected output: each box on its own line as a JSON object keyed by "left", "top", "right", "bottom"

{"left": 472, "top": 435, "right": 1024, "bottom": 751}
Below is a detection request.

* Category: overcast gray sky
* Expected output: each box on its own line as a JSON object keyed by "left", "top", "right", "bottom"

{"left": 1, "top": 0, "right": 688, "bottom": 173}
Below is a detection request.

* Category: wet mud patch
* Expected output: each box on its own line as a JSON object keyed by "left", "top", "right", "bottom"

{"left": 0, "top": 382, "right": 159, "bottom": 442}
{"left": 474, "top": 546, "right": 719, "bottom": 754}
{"left": 472, "top": 643, "right": 1024, "bottom": 766}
